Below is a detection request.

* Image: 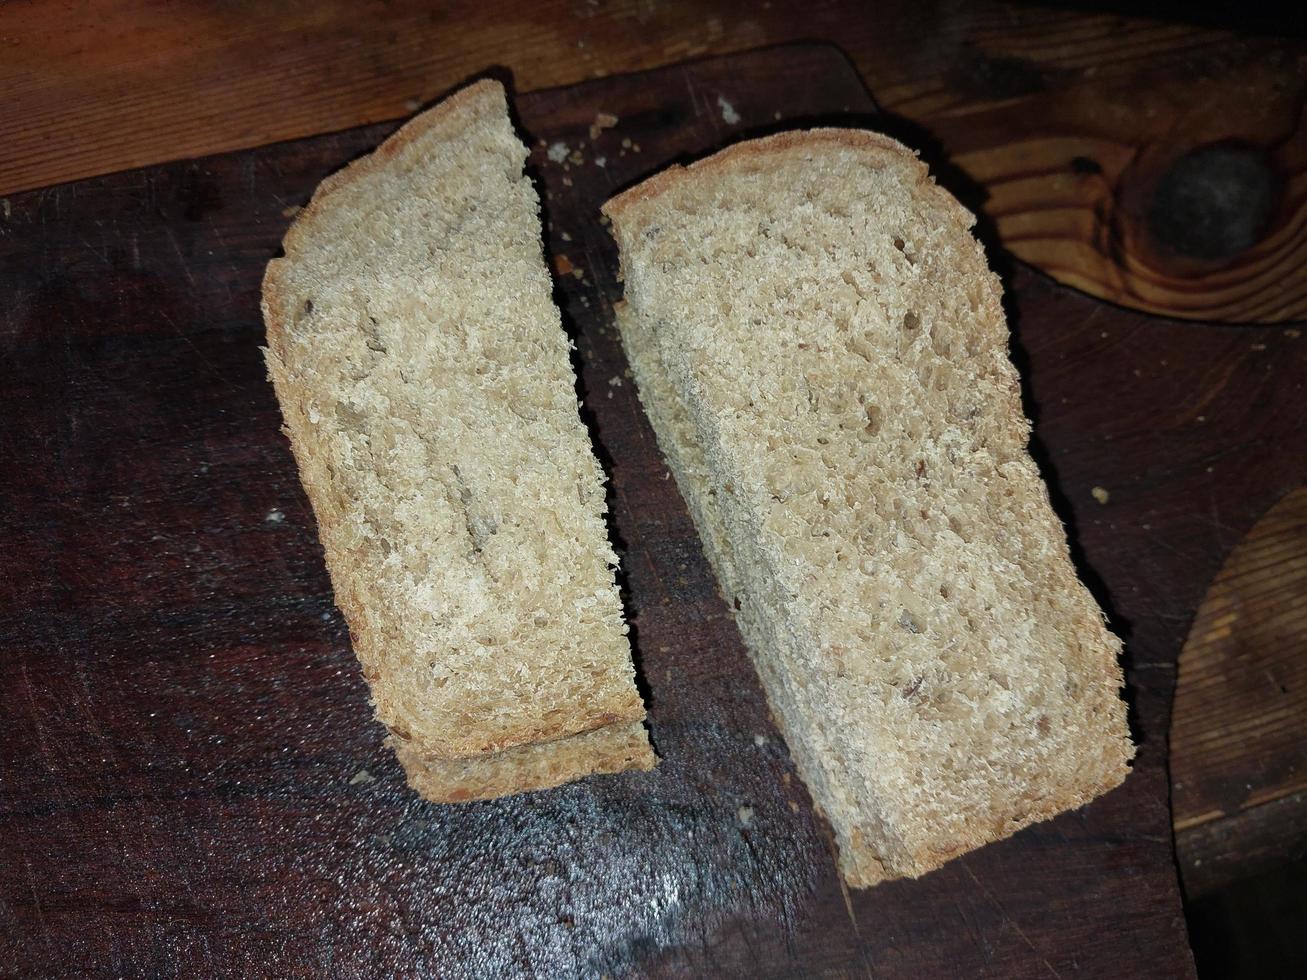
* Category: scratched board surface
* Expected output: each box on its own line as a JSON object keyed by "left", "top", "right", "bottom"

{"left": 9, "top": 42, "right": 1305, "bottom": 977}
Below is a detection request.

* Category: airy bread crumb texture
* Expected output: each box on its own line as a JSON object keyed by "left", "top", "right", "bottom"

{"left": 606, "top": 130, "right": 1132, "bottom": 886}
{"left": 261, "top": 80, "right": 652, "bottom": 793}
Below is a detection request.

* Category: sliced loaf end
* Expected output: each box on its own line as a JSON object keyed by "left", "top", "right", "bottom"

{"left": 607, "top": 130, "right": 1131, "bottom": 885}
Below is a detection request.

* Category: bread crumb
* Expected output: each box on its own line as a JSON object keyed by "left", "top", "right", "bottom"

{"left": 1091, "top": 486, "right": 1110, "bottom": 505}
{"left": 1251, "top": 343, "right": 1267, "bottom": 351}
{"left": 773, "top": 111, "right": 782, "bottom": 121}
{"left": 754, "top": 733, "right": 767, "bottom": 746}
{"left": 737, "top": 805, "right": 754, "bottom": 827}
{"left": 265, "top": 508, "right": 285, "bottom": 524}
{"left": 1286, "top": 329, "right": 1302, "bottom": 339}
{"left": 561, "top": 231, "right": 572, "bottom": 242}
{"left": 607, "top": 376, "right": 623, "bottom": 387}
{"left": 595, "top": 156, "right": 607, "bottom": 168}
{"left": 570, "top": 265, "right": 585, "bottom": 279}
{"left": 562, "top": 176, "right": 573, "bottom": 187}
{"left": 281, "top": 205, "right": 301, "bottom": 219}
{"left": 554, "top": 255, "right": 574, "bottom": 276}
{"left": 589, "top": 111, "right": 619, "bottom": 139}
{"left": 404, "top": 98, "right": 421, "bottom": 112}
{"left": 349, "top": 769, "right": 374, "bottom": 786}
{"left": 621, "top": 137, "right": 632, "bottom": 149}
{"left": 2, "top": 198, "right": 11, "bottom": 220}
{"left": 547, "top": 142, "right": 570, "bottom": 163}
{"left": 568, "top": 150, "right": 585, "bottom": 166}
{"left": 632, "top": 143, "right": 641, "bottom": 153}
{"left": 717, "top": 95, "right": 741, "bottom": 125}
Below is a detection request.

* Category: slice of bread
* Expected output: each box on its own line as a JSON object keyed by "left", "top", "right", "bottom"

{"left": 262, "top": 80, "right": 653, "bottom": 796}
{"left": 604, "top": 131, "right": 1133, "bottom": 885}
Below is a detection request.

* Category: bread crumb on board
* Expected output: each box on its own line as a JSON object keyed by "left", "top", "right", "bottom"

{"left": 349, "top": 769, "right": 374, "bottom": 786}
{"left": 589, "top": 111, "right": 619, "bottom": 140}
{"left": 547, "top": 141, "right": 570, "bottom": 163}
{"left": 264, "top": 508, "right": 285, "bottom": 524}
{"left": 717, "top": 95, "right": 741, "bottom": 124}
{"left": 1091, "top": 486, "right": 1111, "bottom": 505}
{"left": 737, "top": 806, "right": 755, "bottom": 828}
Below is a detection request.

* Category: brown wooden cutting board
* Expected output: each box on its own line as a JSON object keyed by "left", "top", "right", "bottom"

{"left": 5, "top": 42, "right": 1303, "bottom": 977}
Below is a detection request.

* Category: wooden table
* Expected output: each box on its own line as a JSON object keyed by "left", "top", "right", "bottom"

{"left": 3, "top": 2, "right": 1305, "bottom": 975}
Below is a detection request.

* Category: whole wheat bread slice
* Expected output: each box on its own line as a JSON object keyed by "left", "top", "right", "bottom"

{"left": 262, "top": 80, "right": 653, "bottom": 796}
{"left": 604, "top": 131, "right": 1132, "bottom": 885}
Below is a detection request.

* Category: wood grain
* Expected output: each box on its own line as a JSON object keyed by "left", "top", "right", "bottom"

{"left": 1171, "top": 487, "right": 1307, "bottom": 897}
{"left": 9, "top": 42, "right": 1305, "bottom": 975}
{"left": 3, "top": 1, "right": 1306, "bottom": 322}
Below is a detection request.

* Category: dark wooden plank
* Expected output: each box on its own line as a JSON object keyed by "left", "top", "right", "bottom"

{"left": 1177, "top": 790, "right": 1307, "bottom": 899}
{"left": 8, "top": 42, "right": 1296, "bottom": 976}
{"left": 1184, "top": 846, "right": 1307, "bottom": 977}
{"left": 1170, "top": 486, "right": 1307, "bottom": 897}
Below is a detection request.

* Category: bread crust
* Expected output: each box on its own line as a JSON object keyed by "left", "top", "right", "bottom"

{"left": 603, "top": 127, "right": 974, "bottom": 229}
{"left": 393, "top": 720, "right": 656, "bottom": 803}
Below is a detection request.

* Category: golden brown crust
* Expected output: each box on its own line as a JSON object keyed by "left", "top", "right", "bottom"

{"left": 602, "top": 127, "right": 973, "bottom": 229}
{"left": 392, "top": 720, "right": 656, "bottom": 803}
{"left": 388, "top": 702, "right": 647, "bottom": 759}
